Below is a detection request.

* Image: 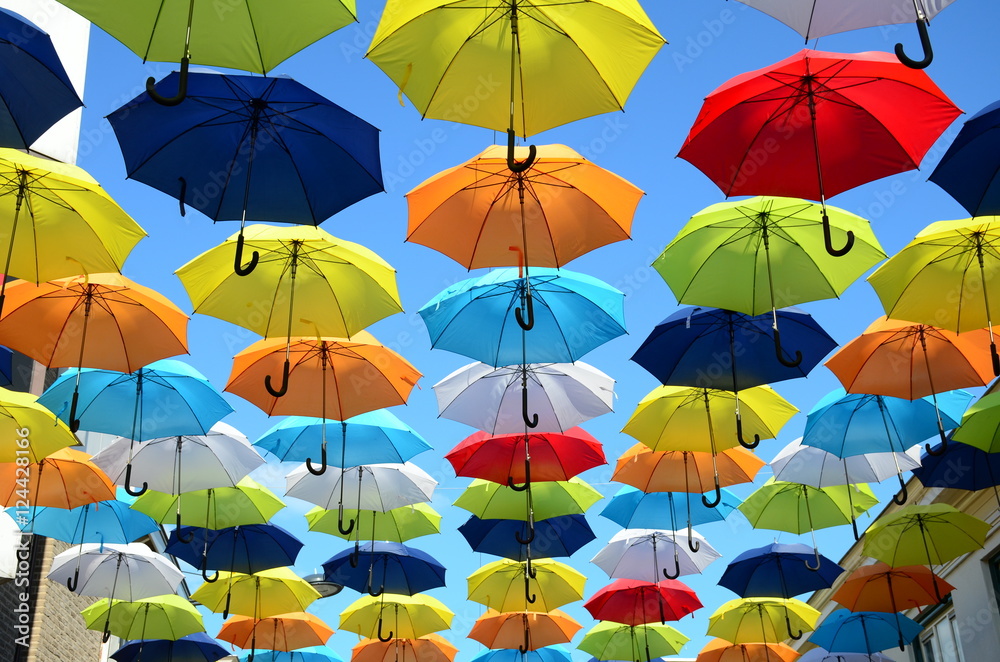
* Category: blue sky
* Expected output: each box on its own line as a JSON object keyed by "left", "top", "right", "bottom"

{"left": 65, "top": 0, "right": 1000, "bottom": 659}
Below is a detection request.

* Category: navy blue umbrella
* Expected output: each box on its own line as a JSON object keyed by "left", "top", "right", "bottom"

{"left": 322, "top": 541, "right": 446, "bottom": 596}
{"left": 0, "top": 345, "right": 12, "bottom": 386}
{"left": 930, "top": 99, "right": 1000, "bottom": 217}
{"left": 111, "top": 633, "right": 230, "bottom": 662}
{"left": 107, "top": 71, "right": 382, "bottom": 275}
{"left": 165, "top": 523, "right": 303, "bottom": 582}
{"left": 458, "top": 514, "right": 596, "bottom": 561}
{"left": 914, "top": 438, "right": 1000, "bottom": 506}
{"left": 631, "top": 306, "right": 835, "bottom": 449}
{"left": 719, "top": 542, "right": 844, "bottom": 598}
{"left": 0, "top": 8, "right": 82, "bottom": 149}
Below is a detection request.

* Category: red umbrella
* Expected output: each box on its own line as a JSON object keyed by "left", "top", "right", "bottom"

{"left": 445, "top": 428, "right": 606, "bottom": 488}
{"left": 583, "top": 578, "right": 702, "bottom": 626}
{"left": 678, "top": 49, "right": 960, "bottom": 256}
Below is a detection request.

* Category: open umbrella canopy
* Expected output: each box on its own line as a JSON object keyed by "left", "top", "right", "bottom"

{"left": 831, "top": 562, "right": 955, "bottom": 612}
{"left": 240, "top": 648, "right": 342, "bottom": 662}
{"left": 446, "top": 428, "right": 606, "bottom": 485}
{"left": 130, "top": 477, "right": 285, "bottom": 530}
{"left": 718, "top": 543, "right": 844, "bottom": 598}
{"left": 48, "top": 542, "right": 184, "bottom": 599}
{"left": 0, "top": 386, "right": 78, "bottom": 462}
{"left": 952, "top": 391, "right": 1000, "bottom": 453}
{"left": 930, "top": 99, "right": 1000, "bottom": 217}
{"left": 707, "top": 598, "right": 820, "bottom": 644}
{"left": 339, "top": 593, "right": 454, "bottom": 640}
{"left": 218, "top": 612, "right": 334, "bottom": 651}
{"left": 695, "top": 639, "right": 800, "bottom": 662}
{"left": 612, "top": 444, "right": 764, "bottom": 493}
{"left": 472, "top": 647, "right": 572, "bottom": 662}
{"left": 419, "top": 267, "right": 626, "bottom": 366}
{"left": 454, "top": 477, "right": 602, "bottom": 521}
{"left": 770, "top": 437, "right": 922, "bottom": 488}
{"left": 323, "top": 542, "right": 447, "bottom": 596}
{"left": 797, "top": 650, "right": 892, "bottom": 662}
{"left": 584, "top": 578, "right": 703, "bottom": 626}
{"left": 165, "top": 523, "right": 304, "bottom": 576}
{"left": 733, "top": 0, "right": 956, "bottom": 41}
{"left": 82, "top": 593, "right": 204, "bottom": 641}
{"left": 913, "top": 438, "right": 1000, "bottom": 497}
{"left": 434, "top": 362, "right": 615, "bottom": 435}
{"left": 467, "top": 558, "right": 586, "bottom": 612}
{"left": 0, "top": 448, "right": 116, "bottom": 509}
{"left": 458, "top": 514, "right": 595, "bottom": 561}
{"left": 111, "top": 633, "right": 230, "bottom": 662}
{"left": 862, "top": 503, "right": 990, "bottom": 566}
{"left": 353, "top": 636, "right": 455, "bottom": 662}
{"left": 285, "top": 462, "right": 437, "bottom": 512}
{"left": 367, "top": 0, "right": 664, "bottom": 137}
{"left": 8, "top": 489, "right": 158, "bottom": 544}
{"left": 469, "top": 609, "right": 581, "bottom": 651}
{"left": 190, "top": 567, "right": 321, "bottom": 618}
{"left": 591, "top": 528, "right": 721, "bottom": 582}
{"left": 738, "top": 480, "right": 878, "bottom": 535}
{"left": 600, "top": 486, "right": 743, "bottom": 531}
{"left": 306, "top": 503, "right": 441, "bottom": 542}
{"left": 578, "top": 622, "right": 689, "bottom": 662}
{"left": 809, "top": 609, "right": 923, "bottom": 654}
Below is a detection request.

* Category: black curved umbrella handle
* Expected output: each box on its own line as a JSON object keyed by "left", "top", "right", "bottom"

{"left": 701, "top": 477, "right": 722, "bottom": 509}
{"left": 247, "top": 652, "right": 255, "bottom": 662}
{"left": 123, "top": 464, "right": 148, "bottom": 497}
{"left": 515, "top": 288, "right": 535, "bottom": 331}
{"left": 514, "top": 524, "right": 535, "bottom": 545}
{"left": 687, "top": 521, "right": 701, "bottom": 553}
{"left": 367, "top": 579, "right": 385, "bottom": 597}
{"left": 350, "top": 540, "right": 360, "bottom": 568}
{"left": 176, "top": 513, "right": 194, "bottom": 543}
{"left": 774, "top": 327, "right": 803, "bottom": 368}
{"left": 804, "top": 547, "right": 822, "bottom": 571}
{"left": 264, "top": 358, "right": 290, "bottom": 398}
{"left": 786, "top": 613, "right": 803, "bottom": 640}
{"left": 234, "top": 231, "right": 260, "bottom": 277}
{"left": 222, "top": 590, "right": 232, "bottom": 619}
{"left": 925, "top": 428, "right": 948, "bottom": 456}
{"left": 520, "top": 383, "right": 538, "bottom": 428}
{"left": 377, "top": 617, "right": 393, "bottom": 642}
{"left": 822, "top": 210, "right": 855, "bottom": 257}
{"left": 508, "top": 457, "right": 531, "bottom": 492}
{"left": 66, "top": 567, "right": 79, "bottom": 592}
{"left": 201, "top": 563, "right": 219, "bottom": 583}
{"left": 525, "top": 556, "right": 537, "bottom": 579}
{"left": 146, "top": 55, "right": 190, "bottom": 106}
{"left": 102, "top": 620, "right": 112, "bottom": 643}
{"left": 524, "top": 573, "right": 537, "bottom": 604}
{"left": 507, "top": 128, "right": 537, "bottom": 174}
{"left": 338, "top": 505, "right": 356, "bottom": 536}
{"left": 69, "top": 390, "right": 81, "bottom": 433}
{"left": 895, "top": 20, "right": 934, "bottom": 69}
{"left": 306, "top": 445, "right": 328, "bottom": 475}
{"left": 893, "top": 474, "right": 909, "bottom": 505}
{"left": 736, "top": 416, "right": 760, "bottom": 449}
{"left": 662, "top": 555, "right": 681, "bottom": 580}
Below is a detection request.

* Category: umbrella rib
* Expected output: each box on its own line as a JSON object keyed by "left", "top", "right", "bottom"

{"left": 466, "top": 173, "right": 520, "bottom": 268}
{"left": 242, "top": 2, "right": 267, "bottom": 73}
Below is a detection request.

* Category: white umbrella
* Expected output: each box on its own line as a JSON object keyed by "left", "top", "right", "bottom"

{"left": 591, "top": 528, "right": 721, "bottom": 582}
{"left": 285, "top": 462, "right": 437, "bottom": 534}
{"left": 798, "top": 649, "right": 894, "bottom": 662}
{"left": 0, "top": 511, "right": 21, "bottom": 583}
{"left": 48, "top": 542, "right": 183, "bottom": 598}
{"left": 91, "top": 421, "right": 263, "bottom": 494}
{"left": 433, "top": 362, "right": 615, "bottom": 434}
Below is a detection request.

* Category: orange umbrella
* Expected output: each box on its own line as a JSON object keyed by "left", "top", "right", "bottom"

{"left": 217, "top": 611, "right": 333, "bottom": 652}
{"left": 352, "top": 634, "right": 458, "bottom": 662}
{"left": 696, "top": 638, "right": 799, "bottom": 662}
{"left": 613, "top": 443, "right": 764, "bottom": 493}
{"left": 831, "top": 562, "right": 955, "bottom": 613}
{"left": 468, "top": 609, "right": 582, "bottom": 652}
{"left": 226, "top": 332, "right": 421, "bottom": 474}
{"left": 406, "top": 144, "right": 643, "bottom": 269}
{"left": 825, "top": 317, "right": 994, "bottom": 454}
{"left": 0, "top": 448, "right": 115, "bottom": 508}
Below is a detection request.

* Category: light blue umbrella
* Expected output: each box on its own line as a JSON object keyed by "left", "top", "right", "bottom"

{"left": 809, "top": 609, "right": 923, "bottom": 654}
{"left": 471, "top": 645, "right": 573, "bottom": 662}
{"left": 801, "top": 388, "right": 973, "bottom": 504}
{"left": 8, "top": 488, "right": 157, "bottom": 545}
{"left": 38, "top": 359, "right": 233, "bottom": 497}
{"left": 418, "top": 267, "right": 626, "bottom": 367}
{"left": 254, "top": 410, "right": 431, "bottom": 466}
{"left": 239, "top": 648, "right": 342, "bottom": 662}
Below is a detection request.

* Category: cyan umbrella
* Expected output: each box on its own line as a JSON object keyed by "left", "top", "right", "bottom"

{"left": 801, "top": 387, "right": 973, "bottom": 503}
{"left": 165, "top": 523, "right": 304, "bottom": 582}
{"left": 0, "top": 7, "right": 82, "bottom": 149}
{"left": 419, "top": 267, "right": 626, "bottom": 367}
{"left": 239, "top": 649, "right": 342, "bottom": 662}
{"left": 809, "top": 609, "right": 923, "bottom": 654}
{"left": 323, "top": 542, "right": 446, "bottom": 597}
{"left": 930, "top": 99, "right": 1000, "bottom": 218}
{"left": 112, "top": 632, "right": 230, "bottom": 662}
{"left": 458, "top": 514, "right": 596, "bottom": 561}
{"left": 471, "top": 646, "right": 572, "bottom": 662}
{"left": 255, "top": 410, "right": 431, "bottom": 466}
{"left": 7, "top": 488, "right": 157, "bottom": 545}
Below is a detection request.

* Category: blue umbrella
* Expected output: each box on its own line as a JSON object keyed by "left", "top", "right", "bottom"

{"left": 165, "top": 523, "right": 304, "bottom": 582}
{"left": 112, "top": 633, "right": 230, "bottom": 662}
{"left": 419, "top": 267, "right": 626, "bottom": 366}
{"left": 255, "top": 411, "right": 431, "bottom": 466}
{"left": 239, "top": 649, "right": 342, "bottom": 662}
{"left": 930, "top": 99, "right": 1000, "bottom": 217}
{"left": 809, "top": 609, "right": 923, "bottom": 654}
{"left": 458, "top": 514, "right": 596, "bottom": 561}
{"left": 108, "top": 71, "right": 382, "bottom": 276}
{"left": 631, "top": 306, "right": 836, "bottom": 449}
{"left": 38, "top": 359, "right": 233, "bottom": 496}
{"left": 914, "top": 438, "right": 1000, "bottom": 506}
{"left": 0, "top": 8, "right": 82, "bottom": 149}
{"left": 600, "top": 486, "right": 741, "bottom": 563}
{"left": 322, "top": 541, "right": 446, "bottom": 597}
{"left": 471, "top": 646, "right": 572, "bottom": 662}
{"left": 802, "top": 387, "right": 973, "bottom": 504}
{"left": 719, "top": 542, "right": 844, "bottom": 604}
{"left": 7, "top": 488, "right": 156, "bottom": 544}
{"left": 0, "top": 345, "right": 12, "bottom": 386}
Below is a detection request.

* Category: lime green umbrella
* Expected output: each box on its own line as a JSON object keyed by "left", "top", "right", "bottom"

{"left": 305, "top": 503, "right": 441, "bottom": 541}
{"left": 56, "top": 0, "right": 356, "bottom": 105}
{"left": 130, "top": 477, "right": 284, "bottom": 533}
{"left": 739, "top": 479, "right": 878, "bottom": 570}
{"left": 190, "top": 567, "right": 321, "bottom": 619}
{"left": 863, "top": 504, "right": 990, "bottom": 569}
{"left": 654, "top": 197, "right": 884, "bottom": 368}
{"left": 953, "top": 391, "right": 1000, "bottom": 452}
{"left": 81, "top": 594, "right": 203, "bottom": 642}
{"left": 707, "top": 598, "right": 819, "bottom": 644}
{"left": 467, "top": 558, "right": 586, "bottom": 613}
{"left": 578, "top": 621, "right": 689, "bottom": 662}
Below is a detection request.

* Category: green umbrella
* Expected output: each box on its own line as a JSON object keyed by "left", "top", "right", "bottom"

{"left": 653, "top": 196, "right": 884, "bottom": 368}
{"left": 56, "top": 0, "right": 356, "bottom": 105}
{"left": 951, "top": 391, "right": 1000, "bottom": 453}
{"left": 130, "top": 477, "right": 284, "bottom": 531}
{"left": 305, "top": 503, "right": 441, "bottom": 541}
{"left": 738, "top": 479, "right": 878, "bottom": 570}
{"left": 863, "top": 504, "right": 989, "bottom": 569}
{"left": 454, "top": 477, "right": 602, "bottom": 521}
{"left": 81, "top": 594, "right": 203, "bottom": 642}
{"left": 578, "top": 621, "right": 689, "bottom": 662}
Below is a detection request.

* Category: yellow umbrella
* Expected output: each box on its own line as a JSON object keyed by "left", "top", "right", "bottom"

{"left": 340, "top": 593, "right": 454, "bottom": 641}
{"left": 0, "top": 149, "right": 146, "bottom": 314}
{"left": 0, "top": 387, "right": 77, "bottom": 462}
{"left": 707, "top": 598, "right": 820, "bottom": 644}
{"left": 189, "top": 567, "right": 320, "bottom": 619}
{"left": 467, "top": 558, "right": 586, "bottom": 613}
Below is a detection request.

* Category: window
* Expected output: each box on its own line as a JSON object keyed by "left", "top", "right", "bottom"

{"left": 916, "top": 612, "right": 965, "bottom": 662}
